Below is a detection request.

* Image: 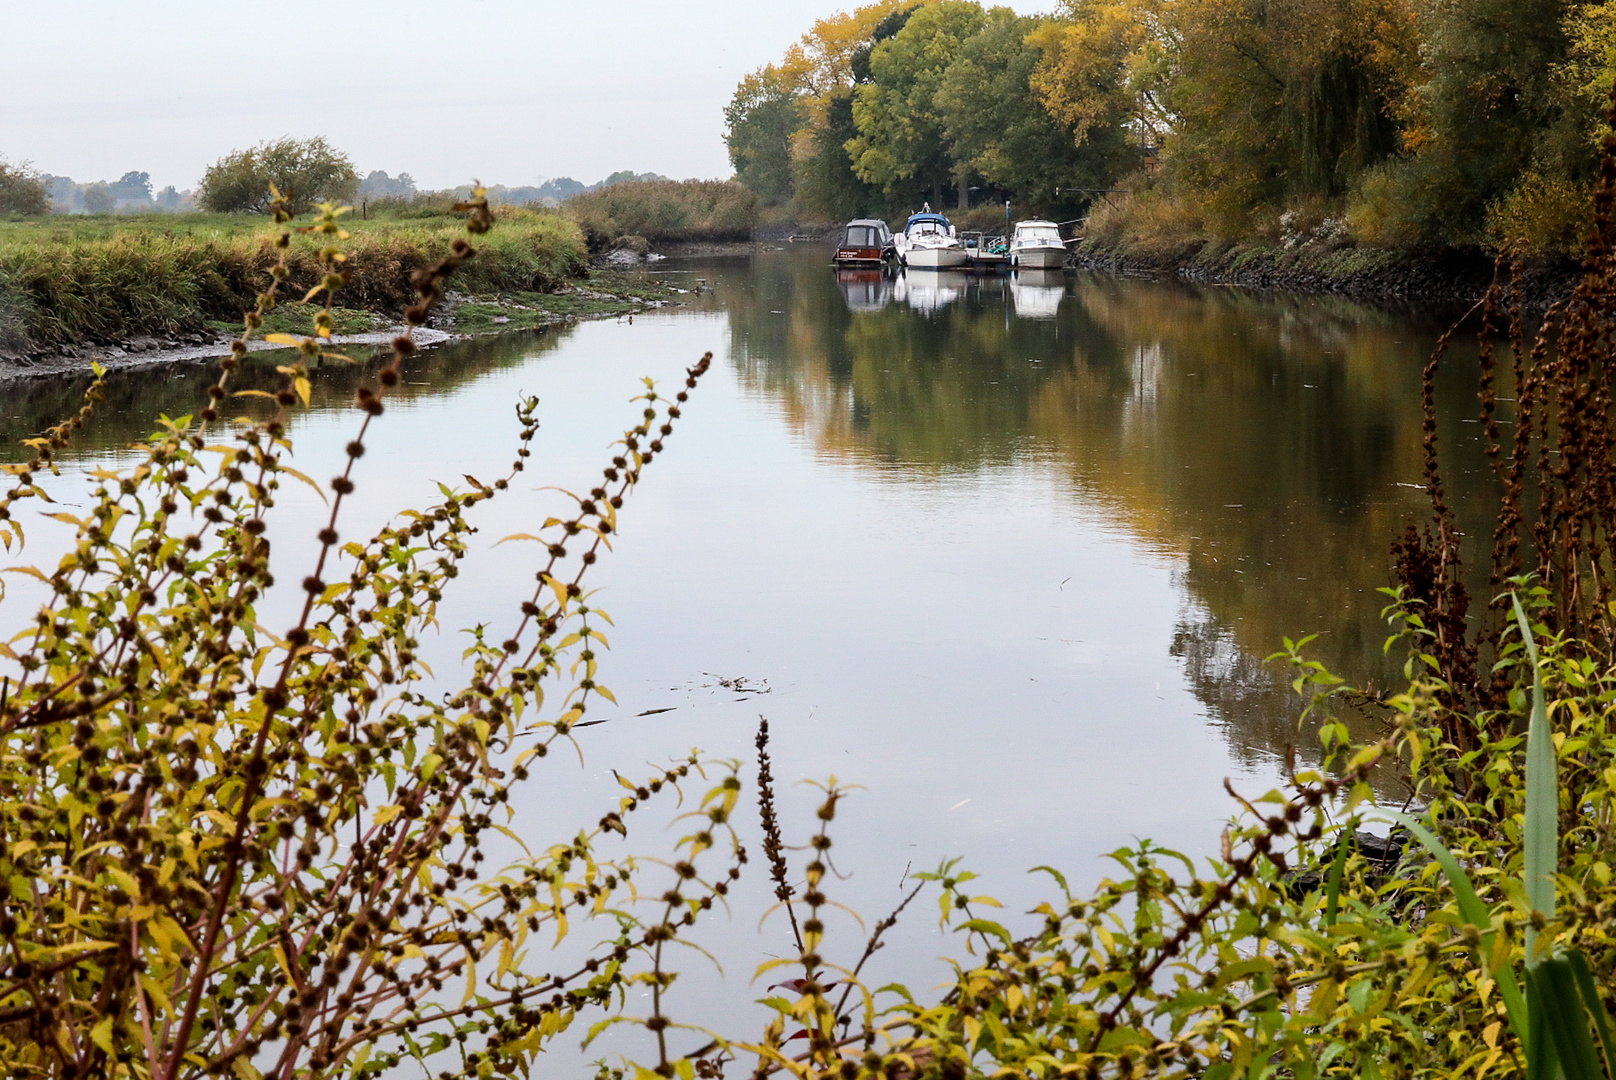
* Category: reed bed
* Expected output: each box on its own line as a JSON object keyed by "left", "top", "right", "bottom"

{"left": 564, "top": 178, "right": 758, "bottom": 249}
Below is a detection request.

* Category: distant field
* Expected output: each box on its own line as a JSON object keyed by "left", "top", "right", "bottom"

{"left": 0, "top": 209, "right": 588, "bottom": 352}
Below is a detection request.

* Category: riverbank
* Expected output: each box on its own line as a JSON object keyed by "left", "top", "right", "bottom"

{"left": 0, "top": 212, "right": 702, "bottom": 379}
{"left": 0, "top": 269, "right": 686, "bottom": 381}
{"left": 1070, "top": 236, "right": 1583, "bottom": 309}
{"left": 0, "top": 210, "right": 590, "bottom": 357}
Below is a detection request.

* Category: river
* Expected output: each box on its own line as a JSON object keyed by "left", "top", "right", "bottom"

{"left": 0, "top": 247, "right": 1503, "bottom": 1044}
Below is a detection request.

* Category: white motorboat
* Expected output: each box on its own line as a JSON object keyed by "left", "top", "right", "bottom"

{"left": 895, "top": 207, "right": 967, "bottom": 269}
{"left": 1009, "top": 220, "right": 1068, "bottom": 269}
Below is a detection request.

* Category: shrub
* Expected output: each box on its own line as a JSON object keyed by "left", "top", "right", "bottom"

{"left": 0, "top": 159, "right": 49, "bottom": 217}
{"left": 0, "top": 196, "right": 726, "bottom": 1079}
{"left": 565, "top": 179, "right": 758, "bottom": 250}
{"left": 1487, "top": 171, "right": 1596, "bottom": 256}
{"left": 198, "top": 136, "right": 359, "bottom": 215}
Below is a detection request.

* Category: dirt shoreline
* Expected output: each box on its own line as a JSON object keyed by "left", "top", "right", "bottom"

{"left": 0, "top": 280, "right": 681, "bottom": 383}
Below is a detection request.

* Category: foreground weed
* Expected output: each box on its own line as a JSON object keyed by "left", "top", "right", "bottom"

{"left": 0, "top": 189, "right": 729, "bottom": 1080}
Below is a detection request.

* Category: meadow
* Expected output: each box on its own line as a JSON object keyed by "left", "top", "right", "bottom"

{"left": 0, "top": 208, "right": 587, "bottom": 352}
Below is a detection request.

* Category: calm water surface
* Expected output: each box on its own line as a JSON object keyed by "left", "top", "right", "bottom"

{"left": 0, "top": 248, "right": 1500, "bottom": 1038}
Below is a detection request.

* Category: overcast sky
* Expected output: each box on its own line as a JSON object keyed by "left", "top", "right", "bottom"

{"left": 3, "top": 0, "right": 1057, "bottom": 192}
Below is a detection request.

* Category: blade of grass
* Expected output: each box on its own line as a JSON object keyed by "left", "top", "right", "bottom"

{"left": 1569, "top": 950, "right": 1616, "bottom": 1075}
{"left": 1512, "top": 592, "right": 1557, "bottom": 963}
{"left": 1527, "top": 960, "right": 1556, "bottom": 1080}
{"left": 1323, "top": 817, "right": 1356, "bottom": 928}
{"left": 1533, "top": 954, "right": 1606, "bottom": 1079}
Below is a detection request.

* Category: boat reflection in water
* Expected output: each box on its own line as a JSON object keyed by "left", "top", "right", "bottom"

{"left": 1009, "top": 268, "right": 1067, "bottom": 319}
{"left": 835, "top": 268, "right": 893, "bottom": 313}
{"left": 892, "top": 268, "right": 969, "bottom": 315}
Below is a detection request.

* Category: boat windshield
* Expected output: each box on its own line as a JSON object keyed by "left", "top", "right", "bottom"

{"left": 909, "top": 221, "right": 947, "bottom": 237}
{"left": 1018, "top": 226, "right": 1063, "bottom": 242}
{"left": 844, "top": 225, "right": 881, "bottom": 247}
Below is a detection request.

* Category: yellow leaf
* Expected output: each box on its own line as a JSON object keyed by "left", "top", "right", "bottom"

{"left": 263, "top": 333, "right": 302, "bottom": 347}
{"left": 496, "top": 533, "right": 548, "bottom": 545}
{"left": 277, "top": 466, "right": 330, "bottom": 504}
{"left": 233, "top": 390, "right": 279, "bottom": 400}
{"left": 373, "top": 804, "right": 403, "bottom": 825}
{"left": 302, "top": 284, "right": 326, "bottom": 304}
{"left": 91, "top": 1016, "right": 114, "bottom": 1054}
{"left": 295, "top": 378, "right": 311, "bottom": 408}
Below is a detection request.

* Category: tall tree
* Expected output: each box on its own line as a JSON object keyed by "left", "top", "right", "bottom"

{"left": 938, "top": 8, "right": 1136, "bottom": 215}
{"left": 108, "top": 170, "right": 153, "bottom": 205}
{"left": 1372, "top": 0, "right": 1583, "bottom": 243}
{"left": 848, "top": 1, "right": 989, "bottom": 208}
{"left": 725, "top": 69, "right": 804, "bottom": 206}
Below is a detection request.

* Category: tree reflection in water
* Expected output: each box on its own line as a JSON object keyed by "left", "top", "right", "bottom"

{"left": 722, "top": 249, "right": 1503, "bottom": 758}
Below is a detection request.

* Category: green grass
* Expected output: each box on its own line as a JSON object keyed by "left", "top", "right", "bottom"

{"left": 204, "top": 301, "right": 377, "bottom": 337}
{"left": 0, "top": 209, "right": 588, "bottom": 351}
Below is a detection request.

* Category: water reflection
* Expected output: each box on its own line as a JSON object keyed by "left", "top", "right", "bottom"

{"left": 835, "top": 268, "right": 892, "bottom": 313}
{"left": 0, "top": 254, "right": 1505, "bottom": 1028}
{"left": 714, "top": 249, "right": 1500, "bottom": 761}
{"left": 893, "top": 268, "right": 968, "bottom": 315}
{"left": 0, "top": 331, "right": 569, "bottom": 462}
{"left": 1010, "top": 268, "right": 1066, "bottom": 319}
{"left": 1, "top": 252, "right": 1502, "bottom": 775}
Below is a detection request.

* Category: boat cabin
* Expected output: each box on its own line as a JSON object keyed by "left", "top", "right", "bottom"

{"left": 835, "top": 219, "right": 894, "bottom": 264}
{"left": 903, "top": 212, "right": 954, "bottom": 239}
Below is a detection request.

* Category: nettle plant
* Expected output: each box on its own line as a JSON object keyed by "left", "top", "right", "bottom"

{"left": 0, "top": 190, "right": 739, "bottom": 1080}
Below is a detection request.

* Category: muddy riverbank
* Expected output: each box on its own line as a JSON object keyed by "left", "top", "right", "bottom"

{"left": 0, "top": 275, "right": 686, "bottom": 382}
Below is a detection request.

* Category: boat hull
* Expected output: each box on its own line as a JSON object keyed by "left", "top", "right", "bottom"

{"left": 903, "top": 245, "right": 968, "bottom": 269}
{"left": 1010, "top": 246, "right": 1066, "bottom": 269}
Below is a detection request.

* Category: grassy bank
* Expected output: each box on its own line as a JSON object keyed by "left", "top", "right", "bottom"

{"left": 565, "top": 179, "right": 758, "bottom": 251}
{"left": 1071, "top": 183, "right": 1582, "bottom": 305}
{"left": 0, "top": 209, "right": 587, "bottom": 353}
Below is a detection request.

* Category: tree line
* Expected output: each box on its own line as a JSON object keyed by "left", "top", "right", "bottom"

{"left": 725, "top": 0, "right": 1616, "bottom": 252}
{"left": 0, "top": 138, "right": 675, "bottom": 219}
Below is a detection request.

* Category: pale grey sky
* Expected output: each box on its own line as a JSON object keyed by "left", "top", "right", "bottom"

{"left": 2, "top": 0, "right": 1056, "bottom": 192}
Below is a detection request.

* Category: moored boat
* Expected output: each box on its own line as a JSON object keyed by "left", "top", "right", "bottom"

{"left": 834, "top": 219, "right": 894, "bottom": 265}
{"left": 894, "top": 207, "right": 967, "bottom": 269}
{"left": 1008, "top": 220, "right": 1068, "bottom": 269}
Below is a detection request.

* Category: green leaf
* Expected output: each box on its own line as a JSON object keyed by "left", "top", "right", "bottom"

{"left": 1569, "top": 950, "right": 1616, "bottom": 1076}
{"left": 1514, "top": 592, "right": 1558, "bottom": 963}
{"left": 1324, "top": 818, "right": 1357, "bottom": 928}
{"left": 1530, "top": 953, "right": 1606, "bottom": 1079}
